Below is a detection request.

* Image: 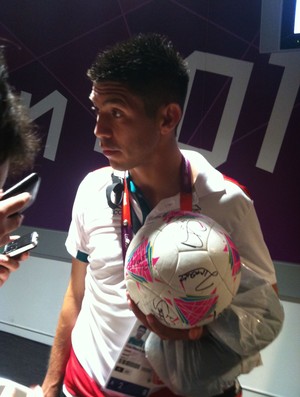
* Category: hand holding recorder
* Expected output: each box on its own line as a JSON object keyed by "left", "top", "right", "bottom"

{"left": 0, "top": 173, "right": 40, "bottom": 245}
{"left": 0, "top": 193, "right": 31, "bottom": 246}
{"left": 0, "top": 173, "right": 40, "bottom": 286}
{"left": 0, "top": 232, "right": 39, "bottom": 286}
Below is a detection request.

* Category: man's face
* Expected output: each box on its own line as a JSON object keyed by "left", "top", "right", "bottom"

{"left": 136, "top": 326, "right": 146, "bottom": 339}
{"left": 89, "top": 82, "right": 162, "bottom": 172}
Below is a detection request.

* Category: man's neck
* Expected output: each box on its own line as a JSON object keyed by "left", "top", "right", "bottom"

{"left": 129, "top": 148, "right": 183, "bottom": 209}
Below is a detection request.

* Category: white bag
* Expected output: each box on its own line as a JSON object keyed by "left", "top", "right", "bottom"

{"left": 145, "top": 264, "right": 284, "bottom": 397}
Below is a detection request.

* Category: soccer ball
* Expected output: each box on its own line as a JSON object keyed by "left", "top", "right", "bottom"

{"left": 125, "top": 211, "right": 241, "bottom": 329}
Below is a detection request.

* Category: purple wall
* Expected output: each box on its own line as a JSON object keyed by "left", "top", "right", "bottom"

{"left": 1, "top": 0, "right": 299, "bottom": 264}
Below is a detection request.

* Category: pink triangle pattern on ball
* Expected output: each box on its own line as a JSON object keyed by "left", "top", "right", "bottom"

{"left": 126, "top": 237, "right": 159, "bottom": 283}
{"left": 172, "top": 290, "right": 218, "bottom": 326}
{"left": 224, "top": 234, "right": 241, "bottom": 277}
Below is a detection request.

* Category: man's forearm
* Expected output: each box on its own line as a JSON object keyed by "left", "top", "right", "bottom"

{"left": 42, "top": 292, "right": 80, "bottom": 397}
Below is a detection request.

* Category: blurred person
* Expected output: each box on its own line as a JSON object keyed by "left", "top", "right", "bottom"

{"left": 0, "top": 47, "right": 40, "bottom": 286}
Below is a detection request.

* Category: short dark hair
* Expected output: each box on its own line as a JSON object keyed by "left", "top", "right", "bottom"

{"left": 87, "top": 33, "right": 189, "bottom": 117}
{"left": 137, "top": 324, "right": 147, "bottom": 332}
{"left": 0, "top": 50, "right": 40, "bottom": 176}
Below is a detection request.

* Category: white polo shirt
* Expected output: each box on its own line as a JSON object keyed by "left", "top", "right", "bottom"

{"left": 65, "top": 150, "right": 276, "bottom": 387}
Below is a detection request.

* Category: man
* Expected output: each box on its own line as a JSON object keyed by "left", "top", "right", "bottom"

{"left": 0, "top": 49, "right": 40, "bottom": 286}
{"left": 128, "top": 324, "right": 147, "bottom": 348}
{"left": 42, "top": 33, "right": 282, "bottom": 397}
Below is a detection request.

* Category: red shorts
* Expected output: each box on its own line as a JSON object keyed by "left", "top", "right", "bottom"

{"left": 64, "top": 346, "right": 182, "bottom": 397}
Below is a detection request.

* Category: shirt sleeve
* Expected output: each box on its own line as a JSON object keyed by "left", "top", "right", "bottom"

{"left": 231, "top": 202, "right": 277, "bottom": 285}
{"left": 65, "top": 174, "right": 91, "bottom": 260}
{"left": 219, "top": 179, "right": 277, "bottom": 286}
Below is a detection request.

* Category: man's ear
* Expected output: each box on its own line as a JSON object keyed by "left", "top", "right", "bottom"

{"left": 160, "top": 103, "right": 182, "bottom": 135}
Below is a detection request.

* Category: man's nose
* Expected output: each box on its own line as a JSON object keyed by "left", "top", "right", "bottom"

{"left": 94, "top": 115, "right": 112, "bottom": 138}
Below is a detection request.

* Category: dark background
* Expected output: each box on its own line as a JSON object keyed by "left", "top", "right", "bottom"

{"left": 0, "top": 0, "right": 299, "bottom": 264}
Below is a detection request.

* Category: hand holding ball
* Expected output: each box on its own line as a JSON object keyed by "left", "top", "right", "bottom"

{"left": 125, "top": 211, "right": 241, "bottom": 329}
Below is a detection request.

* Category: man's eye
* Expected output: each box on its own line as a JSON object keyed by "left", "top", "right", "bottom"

{"left": 112, "top": 109, "right": 122, "bottom": 118}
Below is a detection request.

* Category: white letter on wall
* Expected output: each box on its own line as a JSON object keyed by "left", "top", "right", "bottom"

{"left": 21, "top": 90, "right": 67, "bottom": 161}
{"left": 256, "top": 52, "right": 300, "bottom": 173}
{"left": 177, "top": 51, "right": 253, "bottom": 168}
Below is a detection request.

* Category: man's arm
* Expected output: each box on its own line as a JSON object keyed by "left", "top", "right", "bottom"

{"left": 42, "top": 257, "right": 87, "bottom": 397}
{"left": 206, "top": 264, "right": 284, "bottom": 357}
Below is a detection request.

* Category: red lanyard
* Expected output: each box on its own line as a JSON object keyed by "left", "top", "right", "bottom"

{"left": 122, "top": 171, "right": 132, "bottom": 258}
{"left": 180, "top": 155, "right": 193, "bottom": 211}
{"left": 121, "top": 156, "right": 192, "bottom": 259}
